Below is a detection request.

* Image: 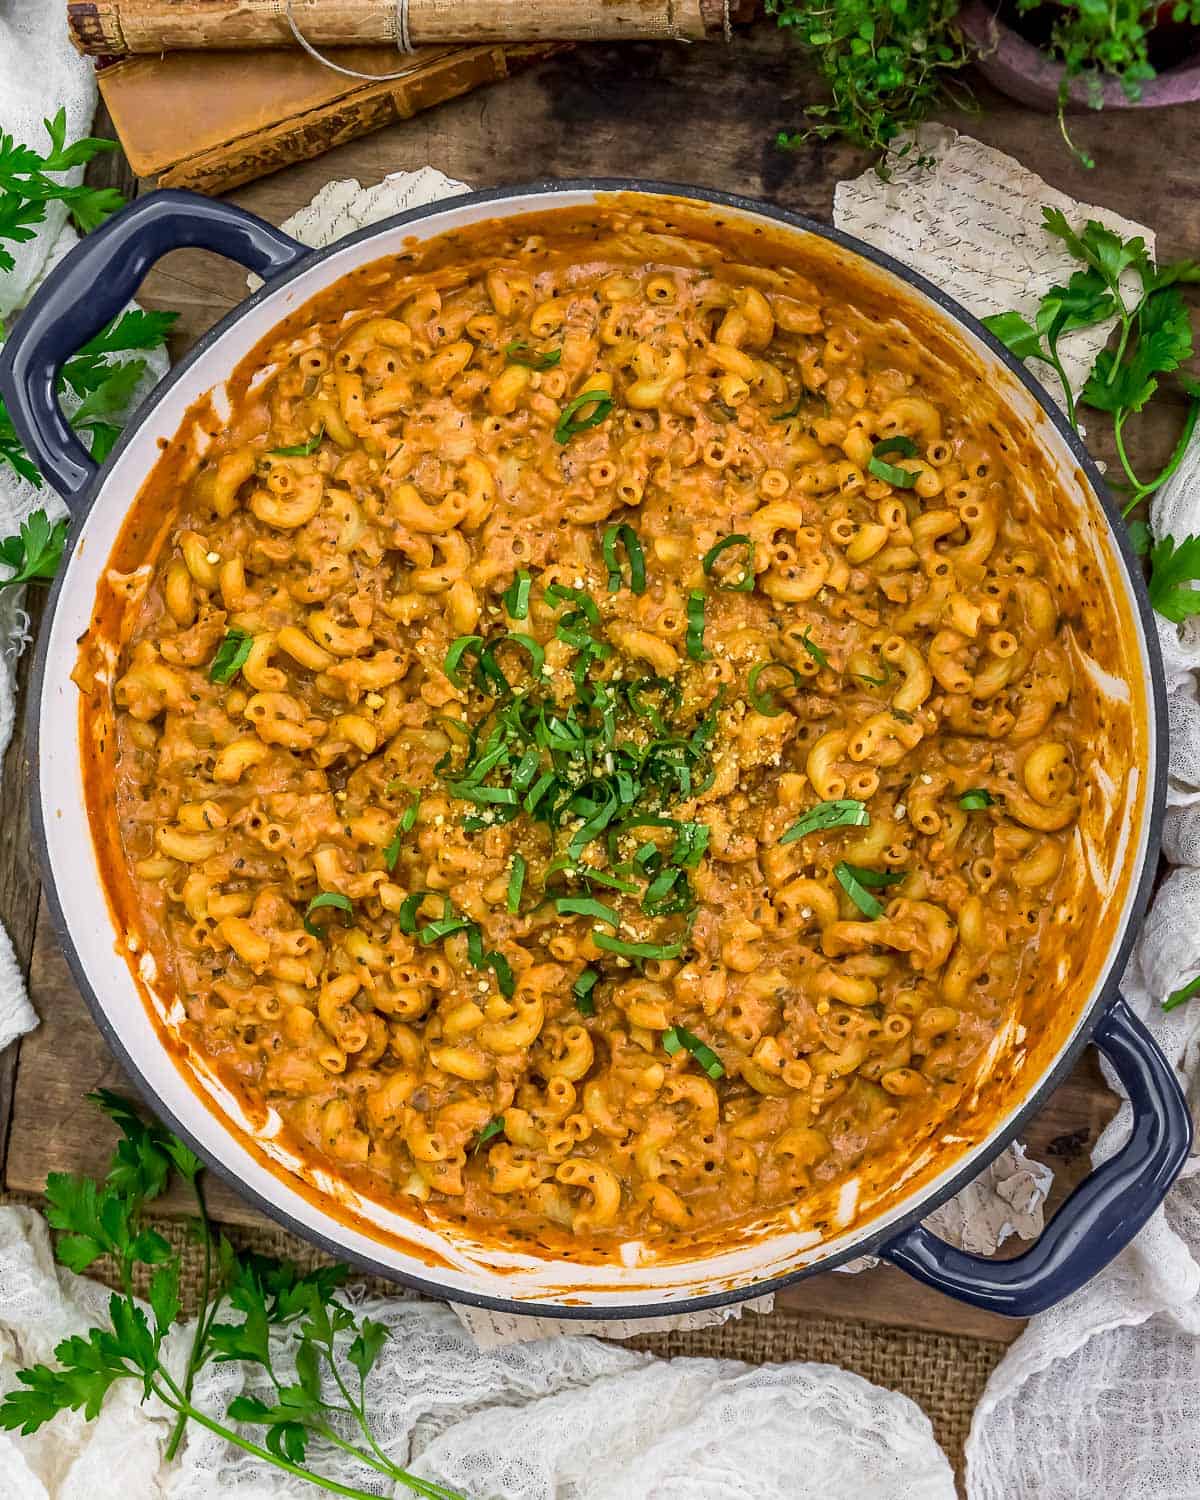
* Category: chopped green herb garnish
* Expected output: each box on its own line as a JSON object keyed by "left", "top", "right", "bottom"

{"left": 209, "top": 628, "right": 253, "bottom": 685}
{"left": 701, "top": 534, "right": 755, "bottom": 592}
{"left": 834, "top": 862, "right": 904, "bottom": 919}
{"left": 959, "top": 788, "right": 994, "bottom": 811}
{"left": 0, "top": 509, "right": 69, "bottom": 588}
{"left": 662, "top": 1025, "right": 724, "bottom": 1079}
{"left": 800, "top": 628, "right": 830, "bottom": 669}
{"left": 573, "top": 967, "right": 600, "bottom": 1016}
{"left": 856, "top": 662, "right": 892, "bottom": 687}
{"left": 506, "top": 853, "right": 526, "bottom": 913}
{"left": 780, "top": 800, "right": 869, "bottom": 844}
{"left": 867, "top": 438, "right": 919, "bottom": 488}
{"left": 554, "top": 388, "right": 613, "bottom": 443}
{"left": 471, "top": 1117, "right": 505, "bottom": 1154}
{"left": 505, "top": 341, "right": 561, "bottom": 370}
{"left": 269, "top": 425, "right": 324, "bottom": 458}
{"left": 593, "top": 933, "right": 684, "bottom": 961}
{"left": 502, "top": 569, "right": 532, "bottom": 618}
{"left": 771, "top": 398, "right": 805, "bottom": 422}
{"left": 302, "top": 891, "right": 354, "bottom": 938}
{"left": 602, "top": 523, "right": 646, "bottom": 594}
{"left": 555, "top": 895, "right": 620, "bottom": 930}
{"left": 382, "top": 798, "right": 418, "bottom": 871}
{"left": 747, "top": 660, "right": 806, "bottom": 716}
{"left": 685, "top": 591, "right": 709, "bottom": 661}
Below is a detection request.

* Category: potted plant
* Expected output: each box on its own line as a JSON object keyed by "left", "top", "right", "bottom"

{"left": 768, "top": 0, "right": 1200, "bottom": 167}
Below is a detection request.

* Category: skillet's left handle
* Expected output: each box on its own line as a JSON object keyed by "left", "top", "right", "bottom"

{"left": 0, "top": 189, "right": 309, "bottom": 505}
{"left": 880, "top": 998, "right": 1191, "bottom": 1317}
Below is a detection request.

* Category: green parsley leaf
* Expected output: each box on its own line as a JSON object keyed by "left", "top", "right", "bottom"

{"left": 0, "top": 508, "right": 68, "bottom": 588}
{"left": 1148, "top": 534, "right": 1200, "bottom": 622}
{"left": 470, "top": 1117, "right": 505, "bottom": 1155}
{"left": 982, "top": 310, "right": 1045, "bottom": 363}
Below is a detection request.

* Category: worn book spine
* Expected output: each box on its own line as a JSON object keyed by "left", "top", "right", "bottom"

{"left": 69, "top": 0, "right": 737, "bottom": 55}
{"left": 98, "top": 42, "right": 561, "bottom": 194}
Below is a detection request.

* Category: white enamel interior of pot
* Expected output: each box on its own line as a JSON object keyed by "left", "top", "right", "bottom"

{"left": 37, "top": 187, "right": 1158, "bottom": 1309}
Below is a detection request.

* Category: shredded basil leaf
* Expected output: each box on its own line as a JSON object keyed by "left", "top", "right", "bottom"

{"left": 780, "top": 800, "right": 870, "bottom": 844}
{"left": 800, "top": 628, "right": 830, "bottom": 669}
{"left": 269, "top": 425, "right": 324, "bottom": 457}
{"left": 602, "top": 523, "right": 646, "bottom": 594}
{"left": 685, "top": 591, "right": 709, "bottom": 661}
{"left": 302, "top": 891, "right": 354, "bottom": 938}
{"left": 701, "top": 533, "right": 755, "bottom": 592}
{"left": 835, "top": 862, "right": 905, "bottom": 919}
{"left": 502, "top": 569, "right": 532, "bottom": 618}
{"left": 771, "top": 399, "right": 805, "bottom": 422}
{"left": 506, "top": 853, "right": 526, "bottom": 913}
{"left": 471, "top": 1116, "right": 505, "bottom": 1154}
{"left": 747, "top": 660, "right": 806, "bottom": 716}
{"left": 662, "top": 1024, "right": 724, "bottom": 1079}
{"left": 209, "top": 628, "right": 253, "bottom": 685}
{"left": 573, "top": 967, "right": 600, "bottom": 1016}
{"left": 959, "top": 788, "right": 994, "bottom": 811}
{"left": 554, "top": 388, "right": 613, "bottom": 443}
{"left": 555, "top": 895, "right": 620, "bottom": 930}
{"left": 868, "top": 438, "right": 919, "bottom": 488}
{"left": 593, "top": 932, "right": 684, "bottom": 961}
{"left": 505, "top": 340, "right": 561, "bottom": 370}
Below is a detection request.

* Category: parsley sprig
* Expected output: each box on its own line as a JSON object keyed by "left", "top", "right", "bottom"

{"left": 0, "top": 1092, "right": 463, "bottom": 1499}
{"left": 1, "top": 308, "right": 178, "bottom": 487}
{"left": 0, "top": 508, "right": 68, "bottom": 588}
{"left": 984, "top": 210, "right": 1200, "bottom": 626}
{"left": 0, "top": 108, "right": 124, "bottom": 273}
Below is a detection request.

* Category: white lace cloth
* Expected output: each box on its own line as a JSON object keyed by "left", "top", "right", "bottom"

{"left": 1, "top": 24, "right": 1198, "bottom": 1496}
{"left": 0, "top": 1204, "right": 956, "bottom": 1500}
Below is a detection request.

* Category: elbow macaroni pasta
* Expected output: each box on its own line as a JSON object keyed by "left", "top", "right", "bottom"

{"left": 87, "top": 205, "right": 1118, "bottom": 1255}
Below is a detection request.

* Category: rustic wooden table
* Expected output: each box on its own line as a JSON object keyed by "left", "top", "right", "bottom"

{"left": 2, "top": 18, "right": 1196, "bottom": 1357}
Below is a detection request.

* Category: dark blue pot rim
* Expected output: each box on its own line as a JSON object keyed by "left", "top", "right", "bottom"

{"left": 27, "top": 178, "right": 1170, "bottom": 1320}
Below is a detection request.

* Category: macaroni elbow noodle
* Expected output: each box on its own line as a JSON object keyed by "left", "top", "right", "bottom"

{"left": 86, "top": 207, "right": 1117, "bottom": 1253}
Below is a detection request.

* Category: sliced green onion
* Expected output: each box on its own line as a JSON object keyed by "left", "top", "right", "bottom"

{"left": 209, "top": 628, "right": 253, "bottom": 685}
{"left": 748, "top": 660, "right": 806, "bottom": 716}
{"left": 602, "top": 523, "right": 646, "bottom": 594}
{"left": 555, "top": 896, "right": 620, "bottom": 930}
{"left": 780, "top": 800, "right": 869, "bottom": 844}
{"left": 554, "top": 388, "right": 613, "bottom": 443}
{"left": 1164, "top": 973, "right": 1200, "bottom": 1012}
{"left": 594, "top": 932, "right": 684, "bottom": 961}
{"left": 302, "top": 891, "right": 354, "bottom": 938}
{"left": 662, "top": 1024, "right": 724, "bottom": 1079}
{"left": 573, "top": 967, "right": 600, "bottom": 1016}
{"left": 959, "top": 788, "right": 994, "bottom": 811}
{"left": 801, "top": 628, "right": 830, "bottom": 669}
{"left": 269, "top": 425, "right": 324, "bottom": 457}
{"left": 835, "top": 862, "right": 904, "bottom": 919}
{"left": 868, "top": 438, "right": 919, "bottom": 488}
{"left": 701, "top": 533, "right": 755, "bottom": 593}
{"left": 470, "top": 1117, "right": 505, "bottom": 1154}
{"left": 506, "top": 853, "right": 526, "bottom": 913}
{"left": 502, "top": 570, "right": 532, "bottom": 618}
{"left": 505, "top": 340, "right": 561, "bottom": 370}
{"left": 685, "top": 591, "right": 709, "bottom": 661}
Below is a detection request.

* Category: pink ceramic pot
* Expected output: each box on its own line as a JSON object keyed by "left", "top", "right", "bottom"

{"left": 958, "top": 0, "right": 1200, "bottom": 111}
